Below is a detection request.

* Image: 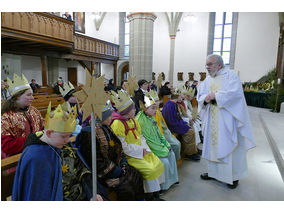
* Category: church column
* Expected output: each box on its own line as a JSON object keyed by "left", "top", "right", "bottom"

{"left": 165, "top": 12, "right": 183, "bottom": 84}
{"left": 127, "top": 12, "right": 157, "bottom": 81}
{"left": 41, "top": 56, "right": 48, "bottom": 86}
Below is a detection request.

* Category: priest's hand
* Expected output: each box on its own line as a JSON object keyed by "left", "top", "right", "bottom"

{"left": 205, "top": 94, "right": 211, "bottom": 103}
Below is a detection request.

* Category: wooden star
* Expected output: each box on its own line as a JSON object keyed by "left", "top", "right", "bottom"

{"left": 157, "top": 73, "right": 163, "bottom": 89}
{"left": 79, "top": 75, "right": 108, "bottom": 121}
{"left": 125, "top": 75, "right": 138, "bottom": 96}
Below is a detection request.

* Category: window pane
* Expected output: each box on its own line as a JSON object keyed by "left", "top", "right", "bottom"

{"left": 224, "top": 25, "right": 232, "bottom": 37}
{"left": 215, "top": 12, "right": 224, "bottom": 24}
{"left": 225, "top": 12, "right": 233, "bottom": 24}
{"left": 222, "top": 52, "right": 230, "bottom": 64}
{"left": 213, "top": 39, "right": 222, "bottom": 51}
{"left": 125, "top": 34, "right": 129, "bottom": 45}
{"left": 125, "top": 45, "right": 129, "bottom": 57}
{"left": 125, "top": 22, "right": 129, "bottom": 33}
{"left": 213, "top": 51, "right": 221, "bottom": 56}
{"left": 214, "top": 25, "right": 223, "bottom": 38}
{"left": 223, "top": 38, "right": 231, "bottom": 51}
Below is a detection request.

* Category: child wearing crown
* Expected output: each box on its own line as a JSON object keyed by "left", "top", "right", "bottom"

{"left": 146, "top": 90, "right": 181, "bottom": 161}
{"left": 110, "top": 90, "right": 165, "bottom": 201}
{"left": 1, "top": 74, "right": 43, "bottom": 158}
{"left": 12, "top": 103, "right": 77, "bottom": 200}
{"left": 162, "top": 90, "right": 200, "bottom": 161}
{"left": 59, "top": 81, "right": 89, "bottom": 128}
{"left": 136, "top": 94, "right": 179, "bottom": 192}
{"left": 79, "top": 103, "right": 144, "bottom": 201}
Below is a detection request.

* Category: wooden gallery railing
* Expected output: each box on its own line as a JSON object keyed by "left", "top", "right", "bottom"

{"left": 73, "top": 33, "right": 119, "bottom": 60}
{"left": 1, "top": 12, "right": 74, "bottom": 48}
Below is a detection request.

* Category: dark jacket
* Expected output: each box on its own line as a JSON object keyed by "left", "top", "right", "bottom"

{"left": 159, "top": 85, "right": 171, "bottom": 97}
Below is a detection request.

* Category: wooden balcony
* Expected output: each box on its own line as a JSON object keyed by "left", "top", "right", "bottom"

{"left": 1, "top": 12, "right": 119, "bottom": 62}
{"left": 1, "top": 12, "right": 74, "bottom": 53}
{"left": 73, "top": 33, "right": 119, "bottom": 61}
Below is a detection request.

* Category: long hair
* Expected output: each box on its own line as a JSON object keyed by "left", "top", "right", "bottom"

{"left": 1, "top": 89, "right": 29, "bottom": 114}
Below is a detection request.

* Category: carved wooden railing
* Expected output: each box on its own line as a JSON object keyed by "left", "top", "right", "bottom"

{"left": 1, "top": 12, "right": 119, "bottom": 61}
{"left": 73, "top": 33, "right": 119, "bottom": 59}
{"left": 1, "top": 12, "right": 74, "bottom": 48}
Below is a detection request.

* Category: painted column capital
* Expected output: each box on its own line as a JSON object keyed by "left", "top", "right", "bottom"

{"left": 127, "top": 12, "right": 157, "bottom": 22}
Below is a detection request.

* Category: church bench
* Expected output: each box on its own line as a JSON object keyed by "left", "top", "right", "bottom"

{"left": 1, "top": 153, "right": 21, "bottom": 201}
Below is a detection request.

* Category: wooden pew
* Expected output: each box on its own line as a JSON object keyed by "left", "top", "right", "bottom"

{"left": 1, "top": 153, "right": 21, "bottom": 201}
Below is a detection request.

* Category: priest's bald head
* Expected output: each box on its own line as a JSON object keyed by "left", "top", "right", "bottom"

{"left": 206, "top": 54, "right": 225, "bottom": 77}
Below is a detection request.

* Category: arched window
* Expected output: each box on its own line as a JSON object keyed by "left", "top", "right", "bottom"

{"left": 207, "top": 12, "right": 238, "bottom": 69}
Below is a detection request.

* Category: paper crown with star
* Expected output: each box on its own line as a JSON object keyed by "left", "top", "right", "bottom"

{"left": 143, "top": 94, "right": 156, "bottom": 108}
{"left": 110, "top": 90, "right": 134, "bottom": 113}
{"left": 6, "top": 73, "right": 31, "bottom": 96}
{"left": 180, "top": 85, "right": 195, "bottom": 97}
{"left": 59, "top": 81, "right": 76, "bottom": 98}
{"left": 145, "top": 90, "right": 159, "bottom": 102}
{"left": 44, "top": 102, "right": 77, "bottom": 133}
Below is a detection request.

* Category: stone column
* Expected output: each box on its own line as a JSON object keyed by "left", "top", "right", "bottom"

{"left": 127, "top": 13, "right": 157, "bottom": 81}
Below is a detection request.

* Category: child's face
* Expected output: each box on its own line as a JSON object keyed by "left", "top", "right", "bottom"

{"left": 47, "top": 131, "right": 71, "bottom": 149}
{"left": 126, "top": 108, "right": 136, "bottom": 119}
{"left": 145, "top": 104, "right": 157, "bottom": 117}
{"left": 16, "top": 88, "right": 34, "bottom": 108}
{"left": 68, "top": 96, "right": 77, "bottom": 104}
{"left": 101, "top": 115, "right": 113, "bottom": 126}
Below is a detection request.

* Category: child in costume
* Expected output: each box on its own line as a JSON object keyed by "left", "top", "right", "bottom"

{"left": 1, "top": 74, "right": 43, "bottom": 158}
{"left": 79, "top": 102, "right": 144, "bottom": 201}
{"left": 147, "top": 90, "right": 181, "bottom": 161}
{"left": 162, "top": 90, "right": 200, "bottom": 161}
{"left": 59, "top": 81, "right": 89, "bottom": 129}
{"left": 12, "top": 103, "right": 76, "bottom": 201}
{"left": 110, "top": 90, "right": 165, "bottom": 201}
{"left": 136, "top": 93, "right": 179, "bottom": 191}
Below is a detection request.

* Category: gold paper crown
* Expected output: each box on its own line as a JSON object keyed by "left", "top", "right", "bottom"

{"left": 144, "top": 95, "right": 156, "bottom": 108}
{"left": 173, "top": 88, "right": 182, "bottom": 96}
{"left": 44, "top": 102, "right": 77, "bottom": 133}
{"left": 180, "top": 85, "right": 195, "bottom": 97}
{"left": 110, "top": 90, "right": 133, "bottom": 112}
{"left": 6, "top": 73, "right": 31, "bottom": 96}
{"left": 59, "top": 81, "right": 75, "bottom": 98}
{"left": 145, "top": 90, "right": 159, "bottom": 102}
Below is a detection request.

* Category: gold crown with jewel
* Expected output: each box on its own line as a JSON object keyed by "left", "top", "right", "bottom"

{"left": 110, "top": 90, "right": 133, "bottom": 113}
{"left": 6, "top": 73, "right": 31, "bottom": 96}
{"left": 180, "top": 85, "right": 195, "bottom": 97}
{"left": 145, "top": 90, "right": 159, "bottom": 102}
{"left": 44, "top": 102, "right": 77, "bottom": 133}
{"left": 59, "top": 81, "right": 76, "bottom": 98}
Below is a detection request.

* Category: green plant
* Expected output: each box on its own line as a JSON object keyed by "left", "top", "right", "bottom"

{"left": 265, "top": 86, "right": 284, "bottom": 112}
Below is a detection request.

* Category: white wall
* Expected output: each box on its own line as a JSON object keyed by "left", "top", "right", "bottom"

{"left": 152, "top": 13, "right": 209, "bottom": 88}
{"left": 234, "top": 12, "right": 279, "bottom": 83}
{"left": 101, "top": 63, "right": 114, "bottom": 81}
{"left": 174, "top": 12, "right": 209, "bottom": 87}
{"left": 1, "top": 53, "right": 21, "bottom": 80}
{"left": 78, "top": 12, "right": 119, "bottom": 44}
{"left": 152, "top": 12, "right": 171, "bottom": 84}
{"left": 21, "top": 55, "right": 42, "bottom": 85}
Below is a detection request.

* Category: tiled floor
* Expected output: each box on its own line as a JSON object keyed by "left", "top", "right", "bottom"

{"left": 160, "top": 106, "right": 284, "bottom": 201}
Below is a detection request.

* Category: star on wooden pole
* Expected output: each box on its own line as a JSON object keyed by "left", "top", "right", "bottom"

{"left": 157, "top": 73, "right": 163, "bottom": 89}
{"left": 125, "top": 75, "right": 138, "bottom": 96}
{"left": 73, "top": 69, "right": 108, "bottom": 121}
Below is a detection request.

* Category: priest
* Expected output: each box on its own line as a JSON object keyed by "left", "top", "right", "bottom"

{"left": 197, "top": 54, "right": 256, "bottom": 189}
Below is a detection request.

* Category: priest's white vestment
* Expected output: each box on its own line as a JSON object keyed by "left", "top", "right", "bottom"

{"left": 197, "top": 67, "right": 256, "bottom": 184}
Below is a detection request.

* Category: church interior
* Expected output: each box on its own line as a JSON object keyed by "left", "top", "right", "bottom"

{"left": 1, "top": 3, "right": 284, "bottom": 206}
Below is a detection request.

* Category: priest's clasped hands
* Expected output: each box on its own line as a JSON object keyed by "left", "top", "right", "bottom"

{"left": 205, "top": 92, "right": 216, "bottom": 103}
